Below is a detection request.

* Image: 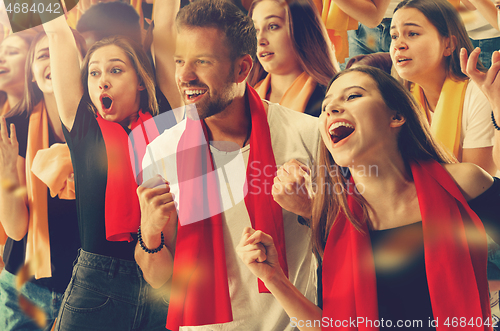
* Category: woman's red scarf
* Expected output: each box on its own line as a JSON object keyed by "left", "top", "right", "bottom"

{"left": 96, "top": 110, "right": 159, "bottom": 242}
{"left": 166, "top": 84, "right": 289, "bottom": 330}
{"left": 322, "top": 159, "right": 491, "bottom": 330}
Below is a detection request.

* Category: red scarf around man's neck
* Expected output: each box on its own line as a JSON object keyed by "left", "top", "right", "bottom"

{"left": 166, "top": 84, "right": 289, "bottom": 330}
{"left": 322, "top": 159, "right": 491, "bottom": 330}
{"left": 96, "top": 110, "right": 159, "bottom": 242}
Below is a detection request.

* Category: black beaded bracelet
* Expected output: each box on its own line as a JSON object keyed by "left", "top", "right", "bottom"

{"left": 492, "top": 111, "right": 500, "bottom": 131}
{"left": 137, "top": 226, "right": 164, "bottom": 254}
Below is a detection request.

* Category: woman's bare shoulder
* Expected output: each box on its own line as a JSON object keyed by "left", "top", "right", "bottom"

{"left": 442, "top": 163, "right": 494, "bottom": 201}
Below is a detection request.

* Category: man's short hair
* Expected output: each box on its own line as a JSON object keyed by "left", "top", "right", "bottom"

{"left": 76, "top": 2, "right": 142, "bottom": 44}
{"left": 176, "top": 0, "right": 257, "bottom": 60}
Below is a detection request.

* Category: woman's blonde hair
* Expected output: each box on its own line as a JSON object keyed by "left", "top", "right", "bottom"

{"left": 247, "top": 0, "right": 337, "bottom": 87}
{"left": 0, "top": 30, "right": 37, "bottom": 113}
{"left": 6, "top": 30, "right": 87, "bottom": 118}
{"left": 312, "top": 66, "right": 455, "bottom": 258}
{"left": 80, "top": 36, "right": 158, "bottom": 116}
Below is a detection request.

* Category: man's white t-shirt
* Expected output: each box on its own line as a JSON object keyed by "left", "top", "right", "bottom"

{"left": 143, "top": 101, "right": 320, "bottom": 331}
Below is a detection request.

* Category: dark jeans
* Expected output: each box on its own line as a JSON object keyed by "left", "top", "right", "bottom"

{"left": 471, "top": 37, "right": 500, "bottom": 69}
{"left": 341, "top": 19, "right": 392, "bottom": 69}
{"left": 54, "top": 249, "right": 169, "bottom": 331}
{"left": 0, "top": 269, "right": 63, "bottom": 331}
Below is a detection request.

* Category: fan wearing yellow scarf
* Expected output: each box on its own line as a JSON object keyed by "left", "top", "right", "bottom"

{"left": 390, "top": 0, "right": 497, "bottom": 175}
{"left": 462, "top": 48, "right": 500, "bottom": 178}
{"left": 248, "top": 0, "right": 337, "bottom": 117}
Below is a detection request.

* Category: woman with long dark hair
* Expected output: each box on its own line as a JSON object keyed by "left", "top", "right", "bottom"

{"left": 390, "top": 0, "right": 497, "bottom": 175}
{"left": 237, "top": 66, "right": 499, "bottom": 330}
{"left": 42, "top": 16, "right": 169, "bottom": 331}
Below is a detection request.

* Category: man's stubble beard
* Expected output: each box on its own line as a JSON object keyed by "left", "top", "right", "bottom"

{"left": 198, "top": 62, "right": 238, "bottom": 120}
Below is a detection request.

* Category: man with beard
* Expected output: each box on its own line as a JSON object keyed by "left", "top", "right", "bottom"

{"left": 135, "top": 0, "right": 319, "bottom": 329}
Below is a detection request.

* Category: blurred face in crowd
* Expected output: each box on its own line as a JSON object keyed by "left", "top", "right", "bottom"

{"left": 0, "top": 35, "right": 29, "bottom": 97}
{"left": 31, "top": 36, "right": 53, "bottom": 94}
{"left": 87, "top": 44, "right": 144, "bottom": 126}
{"left": 174, "top": 26, "right": 238, "bottom": 119}
{"left": 251, "top": 0, "right": 302, "bottom": 76}
{"left": 390, "top": 7, "right": 451, "bottom": 85}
